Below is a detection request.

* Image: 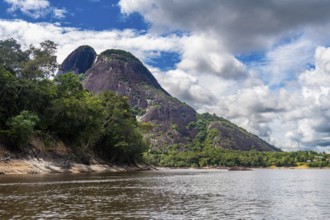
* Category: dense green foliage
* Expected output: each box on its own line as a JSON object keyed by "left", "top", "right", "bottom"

{"left": 95, "top": 92, "right": 147, "bottom": 163}
{"left": 0, "top": 39, "right": 146, "bottom": 163}
{"left": 5, "top": 110, "right": 40, "bottom": 149}
{"left": 144, "top": 149, "right": 330, "bottom": 168}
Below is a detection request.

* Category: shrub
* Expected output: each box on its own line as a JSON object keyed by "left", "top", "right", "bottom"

{"left": 6, "top": 110, "right": 39, "bottom": 149}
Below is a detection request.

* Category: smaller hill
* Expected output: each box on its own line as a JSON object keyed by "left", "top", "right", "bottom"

{"left": 188, "top": 113, "right": 279, "bottom": 152}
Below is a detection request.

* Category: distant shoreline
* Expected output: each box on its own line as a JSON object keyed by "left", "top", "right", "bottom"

{"left": 154, "top": 165, "right": 330, "bottom": 171}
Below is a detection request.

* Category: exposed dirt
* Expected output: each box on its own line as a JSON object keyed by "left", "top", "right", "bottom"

{"left": 0, "top": 158, "right": 146, "bottom": 175}
{"left": 0, "top": 140, "right": 149, "bottom": 175}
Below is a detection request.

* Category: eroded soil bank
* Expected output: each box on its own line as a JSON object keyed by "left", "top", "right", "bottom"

{"left": 0, "top": 158, "right": 147, "bottom": 175}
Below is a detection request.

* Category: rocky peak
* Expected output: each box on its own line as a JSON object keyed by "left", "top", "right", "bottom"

{"left": 84, "top": 49, "right": 197, "bottom": 148}
{"left": 57, "top": 45, "right": 96, "bottom": 75}
{"left": 88, "top": 49, "right": 169, "bottom": 95}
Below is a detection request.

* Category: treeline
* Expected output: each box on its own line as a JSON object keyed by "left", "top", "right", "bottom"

{"left": 0, "top": 38, "right": 147, "bottom": 164}
{"left": 144, "top": 149, "right": 330, "bottom": 168}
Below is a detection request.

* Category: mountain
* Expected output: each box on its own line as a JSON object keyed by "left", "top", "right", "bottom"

{"left": 84, "top": 49, "right": 197, "bottom": 148}
{"left": 57, "top": 45, "right": 96, "bottom": 75}
{"left": 60, "top": 46, "right": 279, "bottom": 152}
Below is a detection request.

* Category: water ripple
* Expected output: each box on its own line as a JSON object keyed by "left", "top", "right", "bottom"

{"left": 0, "top": 169, "right": 329, "bottom": 219}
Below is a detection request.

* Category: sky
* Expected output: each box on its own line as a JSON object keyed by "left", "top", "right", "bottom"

{"left": 1, "top": 0, "right": 330, "bottom": 152}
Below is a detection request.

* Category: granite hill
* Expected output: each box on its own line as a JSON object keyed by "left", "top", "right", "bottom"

{"left": 59, "top": 46, "right": 279, "bottom": 152}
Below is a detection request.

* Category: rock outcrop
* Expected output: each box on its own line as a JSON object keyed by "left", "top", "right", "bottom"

{"left": 57, "top": 45, "right": 96, "bottom": 75}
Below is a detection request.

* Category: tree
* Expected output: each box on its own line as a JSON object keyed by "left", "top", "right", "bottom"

{"left": 22, "top": 40, "right": 58, "bottom": 78}
{"left": 0, "top": 68, "right": 20, "bottom": 126}
{"left": 49, "top": 73, "right": 105, "bottom": 148}
{"left": 5, "top": 110, "right": 39, "bottom": 149}
{"left": 55, "top": 72, "right": 85, "bottom": 98}
{"left": 0, "top": 38, "right": 28, "bottom": 74}
{"left": 95, "top": 91, "right": 147, "bottom": 163}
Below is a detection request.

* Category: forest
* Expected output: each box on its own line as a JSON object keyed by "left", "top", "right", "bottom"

{"left": 0, "top": 38, "right": 147, "bottom": 164}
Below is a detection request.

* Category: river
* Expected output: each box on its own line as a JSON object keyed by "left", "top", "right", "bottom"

{"left": 0, "top": 169, "right": 329, "bottom": 219}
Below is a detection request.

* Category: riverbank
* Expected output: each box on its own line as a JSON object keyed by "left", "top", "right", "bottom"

{"left": 0, "top": 157, "right": 149, "bottom": 175}
{"left": 0, "top": 139, "right": 152, "bottom": 175}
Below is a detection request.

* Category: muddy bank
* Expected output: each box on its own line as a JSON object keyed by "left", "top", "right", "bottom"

{"left": 0, "top": 140, "right": 151, "bottom": 175}
{"left": 0, "top": 157, "right": 149, "bottom": 175}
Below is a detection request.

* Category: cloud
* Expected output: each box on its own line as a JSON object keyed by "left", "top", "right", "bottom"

{"left": 119, "top": 0, "right": 330, "bottom": 53}
{"left": 178, "top": 35, "right": 246, "bottom": 80}
{"left": 0, "top": 19, "right": 181, "bottom": 63}
{"left": 151, "top": 68, "right": 214, "bottom": 108}
{"left": 289, "top": 47, "right": 330, "bottom": 148}
{"left": 300, "top": 47, "right": 330, "bottom": 87}
{"left": 4, "top": 0, "right": 67, "bottom": 19}
{"left": 255, "top": 38, "right": 315, "bottom": 86}
{"left": 53, "top": 8, "right": 67, "bottom": 19}
{"left": 5, "top": 0, "right": 49, "bottom": 18}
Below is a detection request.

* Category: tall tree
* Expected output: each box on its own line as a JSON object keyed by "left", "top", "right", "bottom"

{"left": 49, "top": 73, "right": 105, "bottom": 148}
{"left": 96, "top": 91, "right": 147, "bottom": 163}
{"left": 22, "top": 40, "right": 58, "bottom": 79}
{"left": 0, "top": 38, "right": 28, "bottom": 74}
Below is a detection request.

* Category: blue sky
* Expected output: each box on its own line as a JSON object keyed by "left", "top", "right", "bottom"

{"left": 1, "top": 0, "right": 330, "bottom": 151}
{"left": 0, "top": 0, "right": 147, "bottom": 30}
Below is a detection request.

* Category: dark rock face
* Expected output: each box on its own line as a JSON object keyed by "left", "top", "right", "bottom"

{"left": 57, "top": 45, "right": 96, "bottom": 75}
{"left": 84, "top": 50, "right": 197, "bottom": 148}
{"left": 61, "top": 47, "right": 278, "bottom": 151}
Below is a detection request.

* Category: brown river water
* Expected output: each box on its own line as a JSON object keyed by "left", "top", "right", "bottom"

{"left": 0, "top": 169, "right": 329, "bottom": 219}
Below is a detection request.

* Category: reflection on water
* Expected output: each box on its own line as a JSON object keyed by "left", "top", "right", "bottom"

{"left": 0, "top": 169, "right": 330, "bottom": 219}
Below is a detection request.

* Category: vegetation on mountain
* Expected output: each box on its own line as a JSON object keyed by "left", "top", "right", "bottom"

{"left": 100, "top": 49, "right": 139, "bottom": 61}
{"left": 187, "top": 113, "right": 279, "bottom": 151}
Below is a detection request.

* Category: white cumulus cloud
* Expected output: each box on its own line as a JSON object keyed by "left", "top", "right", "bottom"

{"left": 0, "top": 19, "right": 181, "bottom": 63}
{"left": 4, "top": 0, "right": 67, "bottom": 19}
